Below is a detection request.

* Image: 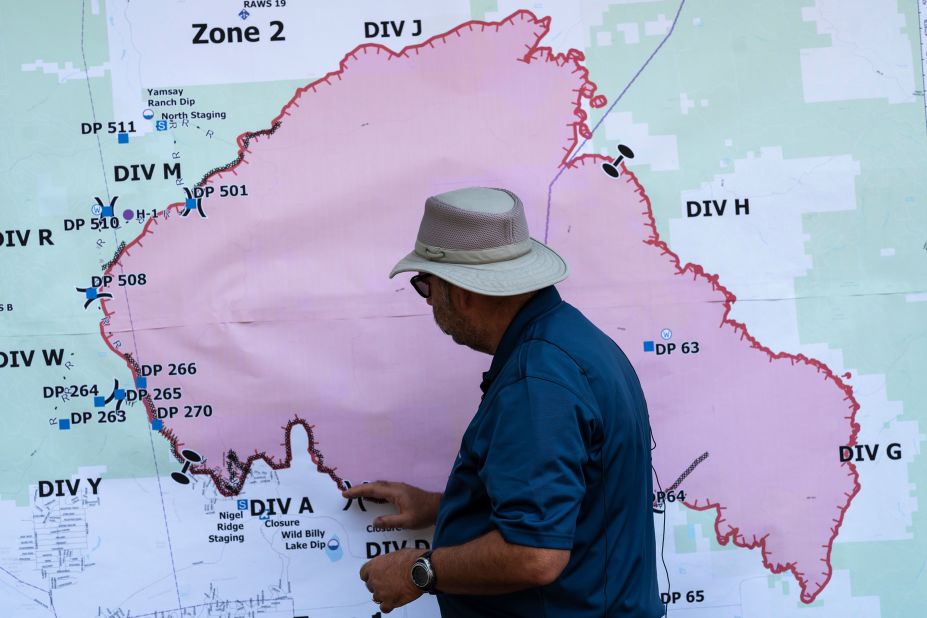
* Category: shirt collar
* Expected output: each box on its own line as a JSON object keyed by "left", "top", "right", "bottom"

{"left": 480, "top": 286, "right": 562, "bottom": 393}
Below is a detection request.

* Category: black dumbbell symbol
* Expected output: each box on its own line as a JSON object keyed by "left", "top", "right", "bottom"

{"left": 181, "top": 187, "right": 206, "bottom": 218}
{"left": 102, "top": 378, "right": 125, "bottom": 411}
{"left": 171, "top": 449, "right": 204, "bottom": 484}
{"left": 341, "top": 480, "right": 367, "bottom": 511}
{"left": 94, "top": 195, "right": 119, "bottom": 217}
{"left": 601, "top": 144, "right": 635, "bottom": 178}
{"left": 75, "top": 285, "right": 113, "bottom": 309}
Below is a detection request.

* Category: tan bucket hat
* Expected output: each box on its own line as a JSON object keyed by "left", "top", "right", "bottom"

{"left": 389, "top": 187, "right": 569, "bottom": 296}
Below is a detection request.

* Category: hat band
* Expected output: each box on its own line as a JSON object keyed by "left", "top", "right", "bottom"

{"left": 414, "top": 239, "right": 532, "bottom": 265}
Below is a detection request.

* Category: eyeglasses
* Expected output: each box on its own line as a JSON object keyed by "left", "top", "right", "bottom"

{"left": 410, "top": 273, "right": 432, "bottom": 298}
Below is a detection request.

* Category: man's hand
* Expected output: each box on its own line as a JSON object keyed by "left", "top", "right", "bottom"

{"left": 359, "top": 548, "right": 424, "bottom": 613}
{"left": 342, "top": 481, "right": 441, "bottom": 529}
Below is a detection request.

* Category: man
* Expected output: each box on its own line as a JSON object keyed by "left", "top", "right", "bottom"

{"left": 344, "top": 187, "right": 663, "bottom": 616}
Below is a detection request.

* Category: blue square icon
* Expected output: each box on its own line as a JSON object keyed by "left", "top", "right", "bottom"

{"left": 151, "top": 419, "right": 163, "bottom": 431}
{"left": 58, "top": 418, "right": 71, "bottom": 430}
{"left": 185, "top": 198, "right": 197, "bottom": 210}
{"left": 101, "top": 206, "right": 114, "bottom": 217}
{"left": 237, "top": 499, "right": 248, "bottom": 511}
{"left": 135, "top": 376, "right": 147, "bottom": 389}
{"left": 643, "top": 340, "right": 655, "bottom": 352}
{"left": 94, "top": 395, "right": 106, "bottom": 407}
{"left": 114, "top": 389, "right": 126, "bottom": 401}
{"left": 155, "top": 120, "right": 167, "bottom": 131}
{"left": 85, "top": 288, "right": 98, "bottom": 300}
{"left": 117, "top": 132, "right": 129, "bottom": 144}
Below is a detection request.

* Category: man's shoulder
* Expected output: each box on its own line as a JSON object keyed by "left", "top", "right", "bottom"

{"left": 486, "top": 296, "right": 637, "bottom": 405}
{"left": 523, "top": 301, "right": 617, "bottom": 368}
{"left": 485, "top": 333, "right": 591, "bottom": 408}
{"left": 533, "top": 298, "right": 608, "bottom": 341}
{"left": 503, "top": 305, "right": 604, "bottom": 401}
{"left": 517, "top": 299, "right": 643, "bottom": 398}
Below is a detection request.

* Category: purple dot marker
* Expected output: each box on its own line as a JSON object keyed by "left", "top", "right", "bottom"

{"left": 123, "top": 209, "right": 134, "bottom": 221}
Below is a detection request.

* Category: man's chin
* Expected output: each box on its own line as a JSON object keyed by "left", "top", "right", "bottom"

{"left": 442, "top": 326, "right": 463, "bottom": 345}
{"left": 434, "top": 320, "right": 452, "bottom": 338}
{"left": 438, "top": 323, "right": 466, "bottom": 347}
{"left": 432, "top": 311, "right": 453, "bottom": 338}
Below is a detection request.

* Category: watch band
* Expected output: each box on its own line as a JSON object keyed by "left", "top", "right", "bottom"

{"left": 411, "top": 550, "right": 437, "bottom": 594}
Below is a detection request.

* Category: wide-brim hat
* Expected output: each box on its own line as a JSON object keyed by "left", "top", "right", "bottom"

{"left": 389, "top": 187, "right": 568, "bottom": 296}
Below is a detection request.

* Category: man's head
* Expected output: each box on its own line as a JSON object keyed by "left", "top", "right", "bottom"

{"left": 389, "top": 187, "right": 568, "bottom": 338}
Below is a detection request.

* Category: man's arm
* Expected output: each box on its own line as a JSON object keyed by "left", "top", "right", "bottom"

{"left": 431, "top": 529, "right": 569, "bottom": 594}
{"left": 358, "top": 528, "right": 569, "bottom": 613}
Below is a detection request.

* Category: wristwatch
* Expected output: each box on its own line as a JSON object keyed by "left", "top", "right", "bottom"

{"left": 410, "top": 550, "right": 437, "bottom": 594}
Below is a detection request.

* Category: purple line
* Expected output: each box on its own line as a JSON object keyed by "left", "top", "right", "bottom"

{"left": 544, "top": 0, "right": 687, "bottom": 243}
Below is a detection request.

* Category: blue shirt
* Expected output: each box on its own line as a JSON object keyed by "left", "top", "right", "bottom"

{"left": 433, "top": 286, "right": 663, "bottom": 617}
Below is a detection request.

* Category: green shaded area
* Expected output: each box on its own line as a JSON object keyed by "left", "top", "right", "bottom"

{"left": 583, "top": 0, "right": 927, "bottom": 613}
{"left": 682, "top": 505, "right": 736, "bottom": 552}
{"left": 0, "top": 1, "right": 173, "bottom": 505}
{"left": 586, "top": 0, "right": 832, "bottom": 238}
{"left": 823, "top": 291, "right": 927, "bottom": 611}
{"left": 149, "top": 77, "right": 310, "bottom": 190}
{"left": 673, "top": 523, "right": 697, "bottom": 553}
{"left": 0, "top": 2, "right": 308, "bottom": 504}
{"left": 470, "top": 0, "right": 498, "bottom": 21}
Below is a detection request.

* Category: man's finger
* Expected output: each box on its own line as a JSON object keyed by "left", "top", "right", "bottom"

{"left": 372, "top": 514, "right": 412, "bottom": 529}
{"left": 359, "top": 562, "right": 369, "bottom": 581}
{"left": 342, "top": 481, "right": 398, "bottom": 501}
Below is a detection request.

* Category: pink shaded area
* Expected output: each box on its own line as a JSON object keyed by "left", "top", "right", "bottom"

{"left": 98, "top": 10, "right": 859, "bottom": 604}
{"left": 548, "top": 156, "right": 859, "bottom": 603}
{"left": 100, "top": 11, "right": 598, "bottom": 491}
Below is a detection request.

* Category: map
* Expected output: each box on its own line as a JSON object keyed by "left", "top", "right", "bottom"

{"left": 1, "top": 1, "right": 925, "bottom": 616}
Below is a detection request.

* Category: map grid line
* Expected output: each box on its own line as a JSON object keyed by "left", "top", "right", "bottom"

{"left": 79, "top": 0, "right": 182, "bottom": 609}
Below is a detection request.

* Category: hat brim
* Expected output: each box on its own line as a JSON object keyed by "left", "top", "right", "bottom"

{"left": 389, "top": 238, "right": 569, "bottom": 296}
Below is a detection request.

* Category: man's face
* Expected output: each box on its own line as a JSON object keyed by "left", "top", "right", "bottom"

{"left": 423, "top": 275, "right": 483, "bottom": 351}
{"left": 425, "top": 275, "right": 460, "bottom": 337}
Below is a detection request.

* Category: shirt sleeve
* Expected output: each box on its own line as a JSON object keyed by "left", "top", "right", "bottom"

{"left": 478, "top": 376, "right": 596, "bottom": 550}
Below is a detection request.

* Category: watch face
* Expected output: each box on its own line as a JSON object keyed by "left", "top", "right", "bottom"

{"left": 411, "top": 562, "right": 430, "bottom": 588}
